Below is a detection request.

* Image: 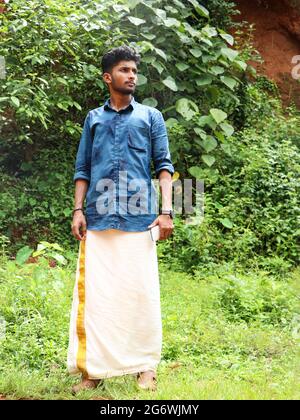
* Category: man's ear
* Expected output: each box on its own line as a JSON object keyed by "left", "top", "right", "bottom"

{"left": 102, "top": 72, "right": 111, "bottom": 85}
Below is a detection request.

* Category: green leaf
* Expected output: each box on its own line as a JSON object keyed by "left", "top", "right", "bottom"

{"left": 234, "top": 60, "right": 247, "bottom": 71}
{"left": 127, "top": 0, "right": 142, "bottom": 9}
{"left": 16, "top": 246, "right": 33, "bottom": 265}
{"left": 220, "top": 143, "right": 232, "bottom": 155}
{"left": 198, "top": 115, "right": 217, "bottom": 130}
{"left": 220, "top": 122, "right": 234, "bottom": 137}
{"left": 220, "top": 218, "right": 234, "bottom": 228}
{"left": 73, "top": 101, "right": 82, "bottom": 110}
{"left": 127, "top": 16, "right": 146, "bottom": 26}
{"left": 190, "top": 48, "right": 202, "bottom": 58}
{"left": 11, "top": 96, "right": 20, "bottom": 107}
{"left": 163, "top": 77, "right": 178, "bottom": 91}
{"left": 188, "top": 0, "right": 209, "bottom": 17}
{"left": 142, "top": 97, "right": 158, "bottom": 108}
{"left": 221, "top": 48, "right": 239, "bottom": 62}
{"left": 219, "top": 33, "right": 234, "bottom": 46}
{"left": 166, "top": 118, "right": 178, "bottom": 128}
{"left": 188, "top": 166, "right": 204, "bottom": 179}
{"left": 164, "top": 18, "right": 180, "bottom": 27}
{"left": 221, "top": 76, "right": 238, "bottom": 90}
{"left": 176, "top": 63, "right": 190, "bottom": 72}
{"left": 202, "top": 136, "right": 218, "bottom": 153}
{"left": 210, "top": 108, "right": 227, "bottom": 124}
{"left": 155, "top": 48, "right": 167, "bottom": 61}
{"left": 154, "top": 8, "right": 167, "bottom": 20}
{"left": 52, "top": 253, "right": 67, "bottom": 265}
{"left": 137, "top": 74, "right": 147, "bottom": 86}
{"left": 195, "top": 75, "right": 213, "bottom": 86}
{"left": 141, "top": 33, "right": 156, "bottom": 40}
{"left": 176, "top": 98, "right": 198, "bottom": 120}
{"left": 152, "top": 61, "right": 164, "bottom": 74}
{"left": 202, "top": 155, "right": 216, "bottom": 167}
{"left": 210, "top": 66, "right": 224, "bottom": 75}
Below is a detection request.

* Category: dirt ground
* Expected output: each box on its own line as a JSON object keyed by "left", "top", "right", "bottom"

{"left": 234, "top": 0, "right": 300, "bottom": 107}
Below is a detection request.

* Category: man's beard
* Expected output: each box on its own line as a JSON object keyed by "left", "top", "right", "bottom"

{"left": 111, "top": 79, "right": 135, "bottom": 95}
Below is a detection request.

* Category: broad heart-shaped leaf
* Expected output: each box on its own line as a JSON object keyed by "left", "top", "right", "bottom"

{"left": 11, "top": 96, "right": 20, "bottom": 107}
{"left": 210, "top": 108, "right": 227, "bottom": 124}
{"left": 164, "top": 17, "right": 180, "bottom": 27}
{"left": 190, "top": 48, "right": 202, "bottom": 58}
{"left": 202, "top": 154, "right": 216, "bottom": 167}
{"left": 152, "top": 61, "right": 164, "bottom": 74}
{"left": 154, "top": 8, "right": 167, "bottom": 20}
{"left": 234, "top": 60, "right": 247, "bottom": 71}
{"left": 127, "top": 16, "right": 145, "bottom": 26}
{"left": 188, "top": 0, "right": 209, "bottom": 17}
{"left": 142, "top": 97, "right": 158, "bottom": 108}
{"left": 16, "top": 246, "right": 33, "bottom": 265}
{"left": 155, "top": 48, "right": 167, "bottom": 61}
{"left": 163, "top": 78, "right": 178, "bottom": 92}
{"left": 202, "top": 135, "right": 218, "bottom": 153}
{"left": 210, "top": 65, "right": 224, "bottom": 75}
{"left": 198, "top": 115, "right": 217, "bottom": 130}
{"left": 176, "top": 62, "right": 190, "bottom": 72}
{"left": 137, "top": 74, "right": 147, "bottom": 86}
{"left": 112, "top": 4, "right": 130, "bottom": 12}
{"left": 220, "top": 217, "right": 234, "bottom": 228}
{"left": 220, "top": 142, "right": 232, "bottom": 155}
{"left": 52, "top": 252, "right": 67, "bottom": 265}
{"left": 195, "top": 75, "right": 213, "bottom": 86}
{"left": 220, "top": 122, "right": 234, "bottom": 137}
{"left": 194, "top": 127, "right": 206, "bottom": 139}
{"left": 176, "top": 98, "right": 198, "bottom": 120}
{"left": 127, "top": 0, "right": 142, "bottom": 9}
{"left": 165, "top": 117, "right": 178, "bottom": 128}
{"left": 221, "top": 76, "right": 238, "bottom": 90}
{"left": 188, "top": 166, "right": 204, "bottom": 179}
{"left": 219, "top": 33, "right": 234, "bottom": 46}
{"left": 141, "top": 33, "right": 156, "bottom": 40}
{"left": 221, "top": 47, "right": 239, "bottom": 62}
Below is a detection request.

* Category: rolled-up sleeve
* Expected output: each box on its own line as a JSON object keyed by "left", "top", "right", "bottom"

{"left": 151, "top": 110, "right": 175, "bottom": 178}
{"left": 73, "top": 112, "right": 93, "bottom": 183}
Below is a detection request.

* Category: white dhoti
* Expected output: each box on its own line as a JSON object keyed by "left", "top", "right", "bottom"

{"left": 67, "top": 228, "right": 162, "bottom": 379}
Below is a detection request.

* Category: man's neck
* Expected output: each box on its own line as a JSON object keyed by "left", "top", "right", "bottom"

{"left": 109, "top": 93, "right": 132, "bottom": 112}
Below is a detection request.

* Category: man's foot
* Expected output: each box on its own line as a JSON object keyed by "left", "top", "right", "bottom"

{"left": 137, "top": 370, "right": 157, "bottom": 391}
{"left": 72, "top": 378, "right": 103, "bottom": 395}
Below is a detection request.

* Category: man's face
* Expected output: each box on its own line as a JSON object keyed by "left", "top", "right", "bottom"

{"left": 103, "top": 60, "right": 138, "bottom": 94}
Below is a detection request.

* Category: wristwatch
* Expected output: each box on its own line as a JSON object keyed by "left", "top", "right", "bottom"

{"left": 159, "top": 209, "right": 174, "bottom": 219}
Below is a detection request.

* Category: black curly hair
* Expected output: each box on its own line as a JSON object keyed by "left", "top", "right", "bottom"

{"left": 101, "top": 45, "right": 141, "bottom": 74}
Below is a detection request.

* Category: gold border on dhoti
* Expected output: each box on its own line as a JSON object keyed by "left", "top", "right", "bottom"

{"left": 76, "top": 239, "right": 88, "bottom": 378}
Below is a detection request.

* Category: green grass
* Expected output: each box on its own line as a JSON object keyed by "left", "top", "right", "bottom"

{"left": 0, "top": 255, "right": 299, "bottom": 400}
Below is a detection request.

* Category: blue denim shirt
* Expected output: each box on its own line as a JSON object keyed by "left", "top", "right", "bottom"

{"left": 73, "top": 96, "right": 175, "bottom": 232}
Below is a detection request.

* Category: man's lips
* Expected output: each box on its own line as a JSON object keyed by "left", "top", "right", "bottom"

{"left": 126, "top": 82, "right": 135, "bottom": 86}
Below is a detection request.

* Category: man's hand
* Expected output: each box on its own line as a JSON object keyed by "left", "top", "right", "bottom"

{"left": 71, "top": 211, "right": 87, "bottom": 241}
{"left": 148, "top": 214, "right": 174, "bottom": 240}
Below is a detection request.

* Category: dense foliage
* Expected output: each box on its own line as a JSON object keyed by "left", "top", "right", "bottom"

{"left": 0, "top": 0, "right": 299, "bottom": 269}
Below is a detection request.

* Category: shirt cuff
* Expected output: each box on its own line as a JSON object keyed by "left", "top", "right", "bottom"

{"left": 155, "top": 165, "right": 175, "bottom": 177}
{"left": 73, "top": 172, "right": 90, "bottom": 183}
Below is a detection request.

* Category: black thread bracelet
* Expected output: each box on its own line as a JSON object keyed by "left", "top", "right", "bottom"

{"left": 72, "top": 208, "right": 85, "bottom": 216}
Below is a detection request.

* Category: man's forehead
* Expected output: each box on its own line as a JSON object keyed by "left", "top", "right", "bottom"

{"left": 115, "top": 60, "right": 137, "bottom": 69}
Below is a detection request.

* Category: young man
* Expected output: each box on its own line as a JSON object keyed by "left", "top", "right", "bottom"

{"left": 67, "top": 46, "right": 175, "bottom": 393}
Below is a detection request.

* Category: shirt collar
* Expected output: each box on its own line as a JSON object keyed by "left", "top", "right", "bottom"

{"left": 104, "top": 96, "right": 136, "bottom": 112}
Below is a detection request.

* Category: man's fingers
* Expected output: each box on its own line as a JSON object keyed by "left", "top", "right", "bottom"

{"left": 72, "top": 223, "right": 83, "bottom": 241}
{"left": 159, "top": 226, "right": 173, "bottom": 240}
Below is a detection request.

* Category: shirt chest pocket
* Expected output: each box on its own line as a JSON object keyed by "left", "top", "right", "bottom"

{"left": 128, "top": 123, "right": 150, "bottom": 152}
